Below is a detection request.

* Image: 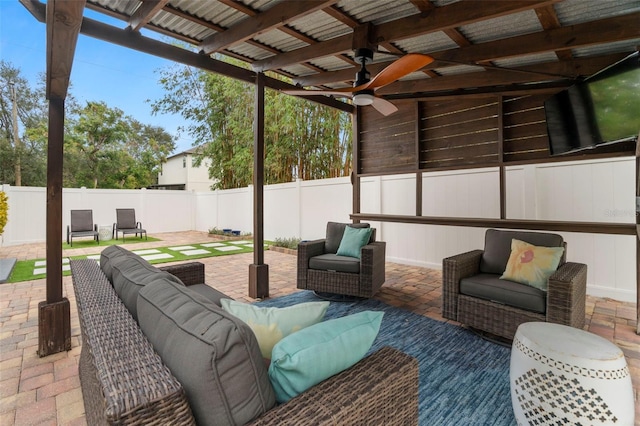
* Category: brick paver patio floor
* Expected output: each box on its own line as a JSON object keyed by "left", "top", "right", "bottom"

{"left": 1, "top": 231, "right": 638, "bottom": 424}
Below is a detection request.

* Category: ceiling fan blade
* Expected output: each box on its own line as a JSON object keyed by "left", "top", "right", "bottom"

{"left": 370, "top": 97, "right": 398, "bottom": 116}
{"left": 362, "top": 53, "right": 434, "bottom": 90}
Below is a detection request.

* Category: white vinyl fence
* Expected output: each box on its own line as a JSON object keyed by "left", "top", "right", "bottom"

{"left": 1, "top": 157, "right": 636, "bottom": 302}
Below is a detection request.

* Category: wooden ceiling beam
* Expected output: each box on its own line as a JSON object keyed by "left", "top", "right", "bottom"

{"left": 44, "top": 0, "right": 85, "bottom": 99}
{"left": 24, "top": 0, "right": 353, "bottom": 113}
{"left": 199, "top": 0, "right": 338, "bottom": 54}
{"left": 377, "top": 52, "right": 630, "bottom": 95}
{"left": 252, "top": 0, "right": 557, "bottom": 71}
{"left": 295, "top": 11, "right": 639, "bottom": 88}
{"left": 438, "top": 12, "right": 640, "bottom": 64}
{"left": 534, "top": 5, "right": 573, "bottom": 60}
{"left": 129, "top": 0, "right": 168, "bottom": 32}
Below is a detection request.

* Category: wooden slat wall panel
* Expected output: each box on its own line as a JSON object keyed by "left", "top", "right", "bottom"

{"left": 357, "top": 91, "right": 635, "bottom": 175}
{"left": 503, "top": 94, "right": 552, "bottom": 161}
{"left": 419, "top": 97, "right": 500, "bottom": 169}
{"left": 359, "top": 100, "right": 417, "bottom": 174}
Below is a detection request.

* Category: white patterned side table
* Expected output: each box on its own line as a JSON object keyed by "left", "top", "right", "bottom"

{"left": 98, "top": 225, "right": 112, "bottom": 242}
{"left": 510, "top": 322, "right": 634, "bottom": 425}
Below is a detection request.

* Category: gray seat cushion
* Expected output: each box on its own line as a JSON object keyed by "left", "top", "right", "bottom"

{"left": 460, "top": 273, "right": 547, "bottom": 314}
{"left": 480, "top": 229, "right": 564, "bottom": 274}
{"left": 111, "top": 254, "right": 183, "bottom": 321}
{"left": 325, "top": 222, "right": 372, "bottom": 254}
{"left": 309, "top": 253, "right": 361, "bottom": 274}
{"left": 137, "top": 278, "right": 275, "bottom": 426}
{"left": 99, "top": 245, "right": 131, "bottom": 282}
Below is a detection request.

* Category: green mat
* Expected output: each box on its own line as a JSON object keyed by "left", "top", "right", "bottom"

{"left": 7, "top": 240, "right": 269, "bottom": 283}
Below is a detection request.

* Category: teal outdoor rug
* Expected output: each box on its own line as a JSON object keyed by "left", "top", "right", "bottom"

{"left": 257, "top": 291, "right": 515, "bottom": 425}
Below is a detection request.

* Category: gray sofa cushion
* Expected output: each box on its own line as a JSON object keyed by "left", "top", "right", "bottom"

{"left": 99, "top": 245, "right": 131, "bottom": 282}
{"left": 325, "top": 222, "right": 373, "bottom": 254}
{"left": 111, "top": 254, "right": 183, "bottom": 321}
{"left": 137, "top": 278, "right": 275, "bottom": 426}
{"left": 188, "top": 283, "right": 230, "bottom": 306}
{"left": 460, "top": 273, "right": 546, "bottom": 314}
{"left": 480, "top": 229, "right": 564, "bottom": 275}
{"left": 309, "top": 253, "right": 361, "bottom": 274}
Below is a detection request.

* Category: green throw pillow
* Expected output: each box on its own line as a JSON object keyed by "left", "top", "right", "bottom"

{"left": 500, "top": 239, "right": 565, "bottom": 291}
{"left": 268, "top": 310, "right": 383, "bottom": 403}
{"left": 336, "top": 226, "right": 373, "bottom": 259}
{"left": 220, "top": 299, "right": 329, "bottom": 359}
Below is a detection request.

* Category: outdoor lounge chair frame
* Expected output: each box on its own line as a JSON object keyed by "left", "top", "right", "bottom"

{"left": 113, "top": 208, "right": 147, "bottom": 242}
{"left": 67, "top": 209, "right": 99, "bottom": 247}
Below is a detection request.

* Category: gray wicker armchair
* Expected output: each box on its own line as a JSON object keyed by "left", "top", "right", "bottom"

{"left": 297, "top": 222, "right": 386, "bottom": 298}
{"left": 442, "top": 229, "right": 587, "bottom": 340}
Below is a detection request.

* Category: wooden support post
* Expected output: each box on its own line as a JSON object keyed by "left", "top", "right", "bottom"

{"left": 39, "top": 96, "right": 70, "bottom": 357}
{"left": 249, "top": 72, "right": 268, "bottom": 298}
{"left": 352, "top": 108, "right": 361, "bottom": 222}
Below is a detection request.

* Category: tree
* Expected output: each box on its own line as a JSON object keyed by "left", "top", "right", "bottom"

{"left": 0, "top": 61, "right": 48, "bottom": 186}
{"left": 151, "top": 59, "right": 352, "bottom": 189}
{"left": 66, "top": 101, "right": 175, "bottom": 189}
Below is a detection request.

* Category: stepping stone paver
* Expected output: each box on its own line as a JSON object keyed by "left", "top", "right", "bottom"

{"left": 181, "top": 249, "right": 210, "bottom": 256}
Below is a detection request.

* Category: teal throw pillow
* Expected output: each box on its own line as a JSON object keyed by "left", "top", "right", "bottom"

{"left": 220, "top": 299, "right": 329, "bottom": 359}
{"left": 268, "top": 310, "right": 384, "bottom": 403}
{"left": 336, "top": 226, "right": 373, "bottom": 259}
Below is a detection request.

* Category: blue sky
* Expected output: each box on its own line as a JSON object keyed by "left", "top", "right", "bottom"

{"left": 0, "top": 1, "right": 195, "bottom": 154}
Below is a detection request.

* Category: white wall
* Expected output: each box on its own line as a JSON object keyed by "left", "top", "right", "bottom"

{"left": 1, "top": 157, "right": 636, "bottom": 302}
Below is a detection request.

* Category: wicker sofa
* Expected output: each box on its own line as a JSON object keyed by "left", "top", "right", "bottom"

{"left": 70, "top": 246, "right": 418, "bottom": 425}
{"left": 442, "top": 229, "right": 587, "bottom": 340}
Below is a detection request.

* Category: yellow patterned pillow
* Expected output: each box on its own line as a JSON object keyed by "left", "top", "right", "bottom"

{"left": 220, "top": 299, "right": 329, "bottom": 359}
{"left": 500, "top": 239, "right": 564, "bottom": 291}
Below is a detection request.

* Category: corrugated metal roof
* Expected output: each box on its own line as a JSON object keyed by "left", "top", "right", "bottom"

{"left": 288, "top": 10, "right": 351, "bottom": 42}
{"left": 394, "top": 32, "right": 460, "bottom": 55}
{"left": 337, "top": 0, "right": 418, "bottom": 25}
{"left": 458, "top": 9, "right": 543, "bottom": 44}
{"left": 554, "top": 0, "right": 640, "bottom": 25}
{"left": 493, "top": 52, "right": 560, "bottom": 68}
{"left": 79, "top": 0, "right": 638, "bottom": 96}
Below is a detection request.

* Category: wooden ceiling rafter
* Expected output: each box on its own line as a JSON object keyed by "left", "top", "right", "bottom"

{"left": 198, "top": 0, "right": 339, "bottom": 54}
{"left": 294, "top": 10, "right": 640, "bottom": 89}
{"left": 534, "top": 4, "right": 573, "bottom": 61}
{"left": 376, "top": 52, "right": 630, "bottom": 95}
{"left": 128, "top": 0, "right": 169, "bottom": 32}
{"left": 23, "top": 0, "right": 353, "bottom": 113}
{"left": 252, "top": 0, "right": 558, "bottom": 72}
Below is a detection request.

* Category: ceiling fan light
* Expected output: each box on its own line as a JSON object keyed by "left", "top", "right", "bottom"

{"left": 353, "top": 92, "right": 374, "bottom": 106}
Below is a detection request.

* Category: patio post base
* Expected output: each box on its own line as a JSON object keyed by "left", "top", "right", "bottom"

{"left": 38, "top": 298, "right": 71, "bottom": 357}
{"left": 248, "top": 264, "right": 269, "bottom": 299}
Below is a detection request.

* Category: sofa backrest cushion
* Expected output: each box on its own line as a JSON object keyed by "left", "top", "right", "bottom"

{"left": 137, "top": 278, "right": 275, "bottom": 426}
{"left": 111, "top": 254, "right": 182, "bottom": 321}
{"left": 325, "top": 222, "right": 375, "bottom": 254}
{"left": 99, "top": 245, "right": 131, "bottom": 283}
{"left": 480, "top": 229, "right": 564, "bottom": 275}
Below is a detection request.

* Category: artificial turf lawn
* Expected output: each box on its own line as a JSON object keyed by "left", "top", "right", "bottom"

{"left": 7, "top": 241, "right": 264, "bottom": 283}
{"left": 62, "top": 236, "right": 161, "bottom": 249}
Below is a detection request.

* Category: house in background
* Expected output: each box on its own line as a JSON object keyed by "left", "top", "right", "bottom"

{"left": 151, "top": 147, "right": 215, "bottom": 191}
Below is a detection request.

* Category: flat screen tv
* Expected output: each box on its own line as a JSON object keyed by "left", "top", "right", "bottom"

{"left": 544, "top": 51, "right": 639, "bottom": 156}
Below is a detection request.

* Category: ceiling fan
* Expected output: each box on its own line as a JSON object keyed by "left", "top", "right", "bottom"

{"left": 282, "top": 48, "right": 434, "bottom": 116}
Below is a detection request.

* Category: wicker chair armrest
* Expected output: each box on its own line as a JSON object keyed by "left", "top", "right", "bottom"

{"left": 297, "top": 239, "right": 326, "bottom": 260}
{"left": 159, "top": 262, "right": 205, "bottom": 286}
{"left": 248, "top": 346, "right": 418, "bottom": 426}
{"left": 546, "top": 262, "right": 587, "bottom": 328}
{"left": 360, "top": 241, "right": 386, "bottom": 293}
{"left": 297, "top": 239, "right": 326, "bottom": 288}
{"left": 441, "top": 249, "right": 483, "bottom": 320}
